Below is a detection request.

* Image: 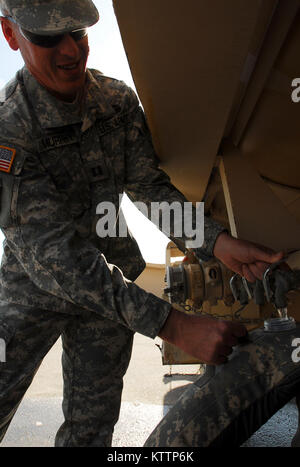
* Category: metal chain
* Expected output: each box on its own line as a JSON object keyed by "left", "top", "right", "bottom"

{"left": 169, "top": 292, "right": 264, "bottom": 325}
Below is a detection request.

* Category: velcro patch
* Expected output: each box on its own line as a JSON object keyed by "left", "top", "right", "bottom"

{"left": 0, "top": 145, "right": 16, "bottom": 173}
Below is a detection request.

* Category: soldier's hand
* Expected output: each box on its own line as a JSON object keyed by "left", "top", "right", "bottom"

{"left": 158, "top": 308, "right": 248, "bottom": 365}
{"left": 213, "top": 232, "right": 284, "bottom": 283}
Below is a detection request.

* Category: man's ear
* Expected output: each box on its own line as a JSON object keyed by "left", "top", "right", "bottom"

{"left": 1, "top": 18, "right": 19, "bottom": 51}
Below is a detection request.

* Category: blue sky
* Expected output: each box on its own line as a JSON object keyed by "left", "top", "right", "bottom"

{"left": 0, "top": 0, "right": 169, "bottom": 264}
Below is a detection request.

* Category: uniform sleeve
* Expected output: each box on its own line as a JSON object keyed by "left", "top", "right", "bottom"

{"left": 124, "top": 90, "right": 226, "bottom": 260}
{"left": 1, "top": 147, "right": 171, "bottom": 338}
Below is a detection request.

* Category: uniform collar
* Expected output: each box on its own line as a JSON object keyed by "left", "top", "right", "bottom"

{"left": 22, "top": 67, "right": 114, "bottom": 132}
{"left": 81, "top": 69, "right": 115, "bottom": 132}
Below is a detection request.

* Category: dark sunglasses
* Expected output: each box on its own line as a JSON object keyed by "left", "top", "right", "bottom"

{"left": 19, "top": 27, "right": 88, "bottom": 48}
{"left": 5, "top": 16, "right": 87, "bottom": 48}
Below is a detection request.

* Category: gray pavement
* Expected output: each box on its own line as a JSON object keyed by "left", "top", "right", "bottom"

{"left": 0, "top": 334, "right": 299, "bottom": 447}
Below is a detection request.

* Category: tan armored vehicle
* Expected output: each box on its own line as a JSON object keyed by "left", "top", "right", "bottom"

{"left": 113, "top": 0, "right": 300, "bottom": 362}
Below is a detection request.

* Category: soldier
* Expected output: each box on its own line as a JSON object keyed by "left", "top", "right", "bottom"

{"left": 0, "top": 0, "right": 291, "bottom": 447}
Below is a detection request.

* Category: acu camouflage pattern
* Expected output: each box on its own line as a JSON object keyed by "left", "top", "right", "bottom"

{"left": 0, "top": 67, "right": 169, "bottom": 338}
{"left": 0, "top": 66, "right": 224, "bottom": 338}
{"left": 0, "top": 0, "right": 99, "bottom": 34}
{"left": 0, "top": 303, "right": 134, "bottom": 446}
{"left": 0, "top": 65, "right": 225, "bottom": 446}
{"left": 144, "top": 325, "right": 300, "bottom": 447}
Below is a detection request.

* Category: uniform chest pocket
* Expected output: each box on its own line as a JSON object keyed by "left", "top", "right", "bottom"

{"left": 98, "top": 122, "right": 126, "bottom": 191}
{"left": 0, "top": 144, "right": 27, "bottom": 228}
{"left": 0, "top": 173, "right": 15, "bottom": 228}
{"left": 39, "top": 146, "right": 91, "bottom": 219}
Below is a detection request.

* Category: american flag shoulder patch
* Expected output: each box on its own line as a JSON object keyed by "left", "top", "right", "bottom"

{"left": 0, "top": 145, "right": 16, "bottom": 173}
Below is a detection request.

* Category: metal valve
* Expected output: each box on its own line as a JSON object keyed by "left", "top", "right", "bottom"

{"left": 229, "top": 253, "right": 300, "bottom": 332}
{"left": 164, "top": 247, "right": 300, "bottom": 331}
{"left": 164, "top": 258, "right": 233, "bottom": 309}
{"left": 262, "top": 258, "right": 299, "bottom": 332}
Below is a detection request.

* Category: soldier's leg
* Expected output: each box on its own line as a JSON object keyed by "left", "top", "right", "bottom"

{"left": 144, "top": 324, "right": 300, "bottom": 447}
{"left": 0, "top": 304, "right": 68, "bottom": 442}
{"left": 55, "top": 311, "right": 134, "bottom": 447}
{"left": 291, "top": 394, "right": 300, "bottom": 447}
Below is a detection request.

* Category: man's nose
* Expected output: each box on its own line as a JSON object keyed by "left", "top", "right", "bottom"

{"left": 56, "top": 33, "right": 80, "bottom": 57}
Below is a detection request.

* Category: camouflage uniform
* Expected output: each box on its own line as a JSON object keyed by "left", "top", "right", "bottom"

{"left": 0, "top": 0, "right": 100, "bottom": 34}
{"left": 144, "top": 325, "right": 300, "bottom": 447}
{"left": 0, "top": 66, "right": 224, "bottom": 446}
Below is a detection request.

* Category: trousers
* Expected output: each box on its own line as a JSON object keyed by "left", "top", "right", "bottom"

{"left": 0, "top": 304, "right": 134, "bottom": 447}
{"left": 145, "top": 324, "right": 300, "bottom": 447}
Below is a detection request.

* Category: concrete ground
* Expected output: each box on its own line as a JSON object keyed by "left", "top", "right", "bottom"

{"left": 0, "top": 333, "right": 299, "bottom": 447}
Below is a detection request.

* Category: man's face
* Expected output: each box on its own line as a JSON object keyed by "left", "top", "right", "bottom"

{"left": 2, "top": 19, "right": 90, "bottom": 102}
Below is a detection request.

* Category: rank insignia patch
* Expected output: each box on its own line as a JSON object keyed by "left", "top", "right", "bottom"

{"left": 0, "top": 145, "right": 16, "bottom": 173}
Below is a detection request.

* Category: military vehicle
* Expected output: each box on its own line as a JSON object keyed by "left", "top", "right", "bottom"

{"left": 113, "top": 0, "right": 300, "bottom": 363}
